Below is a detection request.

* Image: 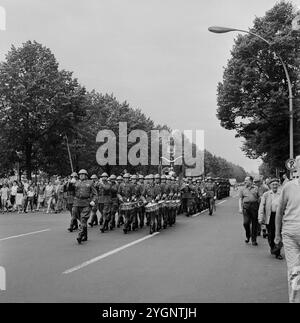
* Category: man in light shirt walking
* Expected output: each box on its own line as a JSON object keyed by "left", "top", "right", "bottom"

{"left": 239, "top": 176, "right": 260, "bottom": 246}
{"left": 275, "top": 155, "right": 300, "bottom": 303}
{"left": 258, "top": 178, "right": 282, "bottom": 259}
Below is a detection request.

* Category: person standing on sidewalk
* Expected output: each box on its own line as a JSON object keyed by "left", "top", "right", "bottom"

{"left": 254, "top": 176, "right": 269, "bottom": 237}
{"left": 239, "top": 176, "right": 260, "bottom": 246}
{"left": 258, "top": 178, "right": 283, "bottom": 259}
{"left": 275, "top": 156, "right": 300, "bottom": 303}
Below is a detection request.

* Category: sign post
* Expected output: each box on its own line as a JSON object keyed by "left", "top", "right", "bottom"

{"left": 286, "top": 159, "right": 296, "bottom": 179}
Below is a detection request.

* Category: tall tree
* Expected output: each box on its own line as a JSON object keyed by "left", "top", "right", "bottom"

{"left": 217, "top": 2, "right": 300, "bottom": 170}
{"left": 0, "top": 41, "right": 87, "bottom": 178}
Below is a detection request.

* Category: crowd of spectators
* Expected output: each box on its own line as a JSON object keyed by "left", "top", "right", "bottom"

{"left": 0, "top": 176, "right": 68, "bottom": 214}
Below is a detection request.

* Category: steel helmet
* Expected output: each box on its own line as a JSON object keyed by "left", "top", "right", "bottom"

{"left": 123, "top": 173, "right": 130, "bottom": 178}
{"left": 109, "top": 174, "right": 117, "bottom": 180}
{"left": 78, "top": 169, "right": 88, "bottom": 176}
{"left": 139, "top": 174, "right": 144, "bottom": 179}
{"left": 148, "top": 174, "right": 154, "bottom": 180}
{"left": 100, "top": 172, "right": 108, "bottom": 177}
{"left": 131, "top": 174, "right": 138, "bottom": 180}
{"left": 117, "top": 176, "right": 123, "bottom": 181}
{"left": 91, "top": 174, "right": 98, "bottom": 180}
{"left": 71, "top": 172, "right": 78, "bottom": 177}
{"left": 161, "top": 175, "right": 166, "bottom": 180}
{"left": 154, "top": 174, "right": 160, "bottom": 179}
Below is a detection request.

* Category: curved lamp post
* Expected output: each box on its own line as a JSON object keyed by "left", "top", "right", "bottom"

{"left": 208, "top": 26, "right": 294, "bottom": 161}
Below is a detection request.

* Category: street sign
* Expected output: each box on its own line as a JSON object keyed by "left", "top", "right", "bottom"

{"left": 286, "top": 158, "right": 296, "bottom": 171}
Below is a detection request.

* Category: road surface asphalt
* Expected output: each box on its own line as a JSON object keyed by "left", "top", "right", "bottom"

{"left": 0, "top": 191, "right": 288, "bottom": 303}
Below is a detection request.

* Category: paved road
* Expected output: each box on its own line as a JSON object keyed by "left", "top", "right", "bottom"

{"left": 0, "top": 192, "right": 288, "bottom": 303}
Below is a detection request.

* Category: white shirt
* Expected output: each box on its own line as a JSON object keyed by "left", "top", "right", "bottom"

{"left": 1, "top": 187, "right": 9, "bottom": 200}
{"left": 11, "top": 185, "right": 18, "bottom": 196}
{"left": 270, "top": 190, "right": 281, "bottom": 213}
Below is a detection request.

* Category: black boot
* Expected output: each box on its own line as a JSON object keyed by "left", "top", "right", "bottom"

{"left": 77, "top": 233, "right": 83, "bottom": 244}
{"left": 82, "top": 227, "right": 88, "bottom": 242}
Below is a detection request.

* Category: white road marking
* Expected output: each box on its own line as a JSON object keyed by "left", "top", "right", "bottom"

{"left": 63, "top": 232, "right": 160, "bottom": 274}
{"left": 217, "top": 200, "right": 227, "bottom": 205}
{"left": 0, "top": 229, "right": 51, "bottom": 242}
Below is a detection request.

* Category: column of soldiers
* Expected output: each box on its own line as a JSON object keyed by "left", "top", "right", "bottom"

{"left": 64, "top": 170, "right": 219, "bottom": 244}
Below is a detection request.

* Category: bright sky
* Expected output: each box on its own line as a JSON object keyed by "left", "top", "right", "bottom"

{"left": 0, "top": 0, "right": 297, "bottom": 173}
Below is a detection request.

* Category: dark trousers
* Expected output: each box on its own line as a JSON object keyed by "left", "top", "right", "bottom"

{"left": 67, "top": 203, "right": 78, "bottom": 229}
{"left": 266, "top": 212, "right": 281, "bottom": 257}
{"left": 89, "top": 205, "right": 98, "bottom": 225}
{"left": 73, "top": 206, "right": 91, "bottom": 239}
{"left": 23, "top": 197, "right": 28, "bottom": 212}
{"left": 243, "top": 202, "right": 259, "bottom": 242}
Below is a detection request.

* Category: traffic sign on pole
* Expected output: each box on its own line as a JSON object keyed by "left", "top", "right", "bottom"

{"left": 285, "top": 158, "right": 296, "bottom": 171}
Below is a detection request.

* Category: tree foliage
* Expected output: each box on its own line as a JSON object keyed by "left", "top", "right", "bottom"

{"left": 217, "top": 2, "right": 300, "bottom": 170}
{"left": 0, "top": 41, "right": 87, "bottom": 178}
{"left": 0, "top": 42, "right": 248, "bottom": 179}
{"left": 204, "top": 150, "right": 247, "bottom": 182}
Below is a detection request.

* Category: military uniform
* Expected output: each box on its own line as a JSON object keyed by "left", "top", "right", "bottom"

{"left": 153, "top": 176, "right": 162, "bottom": 231}
{"left": 72, "top": 174, "right": 97, "bottom": 243}
{"left": 144, "top": 177, "right": 157, "bottom": 234}
{"left": 110, "top": 178, "right": 119, "bottom": 229}
{"left": 64, "top": 179, "right": 78, "bottom": 231}
{"left": 180, "top": 180, "right": 193, "bottom": 216}
{"left": 204, "top": 180, "right": 217, "bottom": 215}
{"left": 118, "top": 178, "right": 134, "bottom": 234}
{"left": 132, "top": 180, "right": 146, "bottom": 229}
{"left": 160, "top": 177, "right": 169, "bottom": 229}
{"left": 89, "top": 175, "right": 99, "bottom": 227}
{"left": 98, "top": 180, "right": 112, "bottom": 233}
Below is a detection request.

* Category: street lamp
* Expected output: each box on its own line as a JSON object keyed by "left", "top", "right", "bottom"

{"left": 208, "top": 26, "right": 294, "bottom": 161}
{"left": 160, "top": 156, "right": 183, "bottom": 175}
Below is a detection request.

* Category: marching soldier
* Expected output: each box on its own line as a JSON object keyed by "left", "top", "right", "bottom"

{"left": 154, "top": 174, "right": 162, "bottom": 231}
{"left": 144, "top": 174, "right": 159, "bottom": 234}
{"left": 160, "top": 175, "right": 168, "bottom": 229}
{"left": 116, "top": 175, "right": 124, "bottom": 227}
{"left": 71, "top": 169, "right": 97, "bottom": 244}
{"left": 195, "top": 178, "right": 202, "bottom": 213}
{"left": 144, "top": 175, "right": 151, "bottom": 226}
{"left": 204, "top": 176, "right": 217, "bottom": 216}
{"left": 137, "top": 175, "right": 146, "bottom": 228}
{"left": 131, "top": 174, "right": 146, "bottom": 230}
{"left": 180, "top": 178, "right": 193, "bottom": 216}
{"left": 98, "top": 173, "right": 112, "bottom": 233}
{"left": 65, "top": 172, "right": 79, "bottom": 232}
{"left": 165, "top": 176, "right": 173, "bottom": 225}
{"left": 96, "top": 173, "right": 108, "bottom": 227}
{"left": 88, "top": 174, "right": 99, "bottom": 227}
{"left": 174, "top": 177, "right": 181, "bottom": 216}
{"left": 109, "top": 175, "right": 119, "bottom": 230}
{"left": 130, "top": 175, "right": 139, "bottom": 231}
{"left": 117, "top": 175, "right": 123, "bottom": 185}
{"left": 117, "top": 173, "right": 134, "bottom": 234}
{"left": 169, "top": 177, "right": 177, "bottom": 224}
{"left": 191, "top": 178, "right": 198, "bottom": 214}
